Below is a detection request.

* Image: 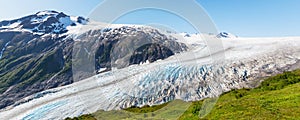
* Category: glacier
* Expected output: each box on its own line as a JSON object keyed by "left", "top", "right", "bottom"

{"left": 0, "top": 35, "right": 300, "bottom": 119}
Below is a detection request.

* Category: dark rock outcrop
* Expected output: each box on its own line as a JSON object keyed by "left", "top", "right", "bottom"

{"left": 130, "top": 43, "right": 174, "bottom": 65}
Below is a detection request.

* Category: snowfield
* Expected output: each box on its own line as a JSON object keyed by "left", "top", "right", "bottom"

{"left": 1, "top": 34, "right": 300, "bottom": 119}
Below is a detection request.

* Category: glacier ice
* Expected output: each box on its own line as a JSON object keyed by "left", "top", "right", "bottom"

{"left": 1, "top": 36, "right": 300, "bottom": 120}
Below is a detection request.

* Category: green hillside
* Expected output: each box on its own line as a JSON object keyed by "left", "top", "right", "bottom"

{"left": 66, "top": 70, "right": 300, "bottom": 120}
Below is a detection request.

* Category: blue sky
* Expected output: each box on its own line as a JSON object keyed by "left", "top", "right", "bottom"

{"left": 0, "top": 0, "right": 299, "bottom": 37}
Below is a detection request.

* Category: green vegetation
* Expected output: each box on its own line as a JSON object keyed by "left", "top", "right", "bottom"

{"left": 89, "top": 100, "right": 191, "bottom": 120}
{"left": 65, "top": 114, "right": 96, "bottom": 120}
{"left": 124, "top": 101, "right": 170, "bottom": 113}
{"left": 258, "top": 70, "right": 300, "bottom": 91}
{"left": 69, "top": 70, "right": 300, "bottom": 120}
{"left": 0, "top": 49, "right": 64, "bottom": 93}
{"left": 180, "top": 70, "right": 300, "bottom": 120}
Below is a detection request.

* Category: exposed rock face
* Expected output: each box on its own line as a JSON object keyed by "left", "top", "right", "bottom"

{"left": 0, "top": 11, "right": 187, "bottom": 109}
{"left": 77, "top": 26, "right": 187, "bottom": 71}
{"left": 129, "top": 43, "right": 174, "bottom": 65}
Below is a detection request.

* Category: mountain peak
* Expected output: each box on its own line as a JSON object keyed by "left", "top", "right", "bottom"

{"left": 36, "top": 10, "right": 60, "bottom": 16}
{"left": 0, "top": 10, "right": 88, "bottom": 34}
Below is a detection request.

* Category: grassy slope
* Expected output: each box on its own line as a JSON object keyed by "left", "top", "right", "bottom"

{"left": 180, "top": 70, "right": 300, "bottom": 120}
{"left": 66, "top": 70, "right": 300, "bottom": 120}
{"left": 65, "top": 114, "right": 96, "bottom": 120}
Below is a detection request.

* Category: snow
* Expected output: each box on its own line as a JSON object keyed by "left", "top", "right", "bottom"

{"left": 36, "top": 11, "right": 58, "bottom": 17}
{"left": 217, "top": 32, "right": 237, "bottom": 38}
{"left": 173, "top": 33, "right": 206, "bottom": 48}
{"left": 1, "top": 35, "right": 300, "bottom": 120}
{"left": 0, "top": 12, "right": 88, "bottom": 34}
{"left": 30, "top": 16, "right": 51, "bottom": 24}
{"left": 59, "top": 17, "right": 73, "bottom": 28}
{"left": 0, "top": 41, "right": 10, "bottom": 59}
{"left": 97, "top": 68, "right": 108, "bottom": 73}
{"left": 65, "top": 20, "right": 145, "bottom": 36}
{"left": 0, "top": 22, "right": 20, "bottom": 29}
{"left": 70, "top": 16, "right": 78, "bottom": 22}
{"left": 139, "top": 60, "right": 151, "bottom": 65}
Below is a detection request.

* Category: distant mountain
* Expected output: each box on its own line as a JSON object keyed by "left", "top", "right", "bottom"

{"left": 216, "top": 32, "right": 237, "bottom": 38}
{"left": 0, "top": 10, "right": 187, "bottom": 109}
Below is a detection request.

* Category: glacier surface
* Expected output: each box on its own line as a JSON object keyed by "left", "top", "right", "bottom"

{"left": 1, "top": 36, "right": 300, "bottom": 120}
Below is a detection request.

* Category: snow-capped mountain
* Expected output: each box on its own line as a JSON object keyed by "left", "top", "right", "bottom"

{"left": 0, "top": 10, "right": 88, "bottom": 34}
{"left": 217, "top": 32, "right": 237, "bottom": 38}
{"left": 1, "top": 10, "right": 300, "bottom": 120}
